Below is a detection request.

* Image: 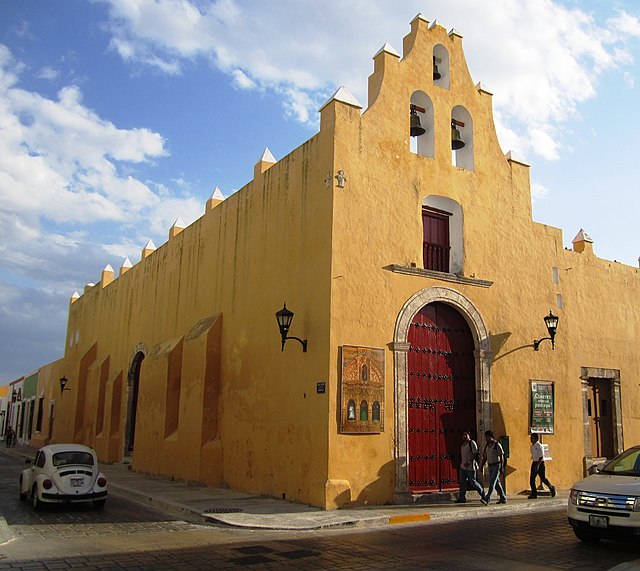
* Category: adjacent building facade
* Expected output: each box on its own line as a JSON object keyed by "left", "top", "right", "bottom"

{"left": 13, "top": 16, "right": 640, "bottom": 509}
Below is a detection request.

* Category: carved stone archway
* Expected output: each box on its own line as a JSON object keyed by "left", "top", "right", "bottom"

{"left": 392, "top": 286, "right": 492, "bottom": 502}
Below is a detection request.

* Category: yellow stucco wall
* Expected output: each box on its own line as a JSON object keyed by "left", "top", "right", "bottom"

{"left": 321, "top": 18, "right": 640, "bottom": 505}
{"left": 30, "top": 16, "right": 640, "bottom": 509}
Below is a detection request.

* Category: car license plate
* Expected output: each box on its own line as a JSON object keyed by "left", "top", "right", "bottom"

{"left": 71, "top": 478, "right": 84, "bottom": 488}
{"left": 589, "top": 515, "right": 608, "bottom": 528}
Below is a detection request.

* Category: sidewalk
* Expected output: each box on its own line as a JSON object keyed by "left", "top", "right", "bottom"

{"left": 1, "top": 444, "right": 568, "bottom": 531}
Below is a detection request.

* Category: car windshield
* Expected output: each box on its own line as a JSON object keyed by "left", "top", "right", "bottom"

{"left": 52, "top": 451, "right": 94, "bottom": 467}
{"left": 599, "top": 447, "right": 640, "bottom": 476}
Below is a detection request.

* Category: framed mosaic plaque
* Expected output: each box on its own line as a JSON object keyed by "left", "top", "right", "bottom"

{"left": 340, "top": 345, "right": 385, "bottom": 433}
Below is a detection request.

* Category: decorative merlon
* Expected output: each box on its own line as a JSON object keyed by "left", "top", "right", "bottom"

{"left": 206, "top": 186, "right": 226, "bottom": 210}
{"left": 120, "top": 257, "right": 133, "bottom": 276}
{"left": 374, "top": 43, "right": 401, "bottom": 59}
{"left": 572, "top": 228, "right": 594, "bottom": 244}
{"left": 429, "top": 19, "right": 445, "bottom": 30}
{"left": 319, "top": 86, "right": 363, "bottom": 112}
{"left": 260, "top": 148, "right": 276, "bottom": 164}
{"left": 448, "top": 28, "right": 463, "bottom": 39}
{"left": 254, "top": 148, "right": 277, "bottom": 177}
{"left": 70, "top": 291, "right": 80, "bottom": 303}
{"left": 411, "top": 13, "right": 429, "bottom": 26}
{"left": 84, "top": 282, "right": 95, "bottom": 293}
{"left": 142, "top": 239, "right": 157, "bottom": 259}
{"left": 169, "top": 217, "right": 186, "bottom": 239}
{"left": 476, "top": 82, "right": 493, "bottom": 95}
{"left": 101, "top": 264, "right": 115, "bottom": 287}
{"left": 572, "top": 228, "right": 594, "bottom": 255}
{"left": 505, "top": 151, "right": 530, "bottom": 167}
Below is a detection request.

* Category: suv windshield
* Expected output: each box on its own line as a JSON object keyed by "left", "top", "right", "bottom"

{"left": 599, "top": 447, "right": 640, "bottom": 476}
{"left": 52, "top": 451, "right": 95, "bottom": 467}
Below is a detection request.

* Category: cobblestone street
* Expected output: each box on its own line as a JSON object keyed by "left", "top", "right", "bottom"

{"left": 1, "top": 505, "right": 640, "bottom": 570}
{"left": 1, "top": 454, "right": 639, "bottom": 569}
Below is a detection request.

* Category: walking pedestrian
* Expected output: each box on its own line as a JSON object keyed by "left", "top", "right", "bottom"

{"left": 456, "top": 430, "right": 487, "bottom": 504}
{"left": 5, "top": 426, "right": 14, "bottom": 448}
{"left": 480, "top": 430, "right": 507, "bottom": 504}
{"left": 528, "top": 433, "right": 556, "bottom": 499}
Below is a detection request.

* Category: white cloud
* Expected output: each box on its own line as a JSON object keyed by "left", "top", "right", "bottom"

{"left": 531, "top": 181, "right": 551, "bottom": 202}
{"left": 608, "top": 12, "right": 640, "bottom": 37}
{"left": 37, "top": 66, "right": 60, "bottom": 81}
{"left": 98, "top": 0, "right": 640, "bottom": 162}
{"left": 232, "top": 68, "right": 255, "bottom": 90}
{"left": 0, "top": 44, "right": 210, "bottom": 380}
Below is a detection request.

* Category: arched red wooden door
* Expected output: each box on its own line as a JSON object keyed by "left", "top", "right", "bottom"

{"left": 407, "top": 302, "right": 476, "bottom": 492}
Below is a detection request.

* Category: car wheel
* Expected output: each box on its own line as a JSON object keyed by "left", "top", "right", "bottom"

{"left": 31, "top": 485, "right": 43, "bottom": 511}
{"left": 93, "top": 499, "right": 106, "bottom": 509}
{"left": 19, "top": 476, "right": 27, "bottom": 501}
{"left": 573, "top": 529, "right": 600, "bottom": 543}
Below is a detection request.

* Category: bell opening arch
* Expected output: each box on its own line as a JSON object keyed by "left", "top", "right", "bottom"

{"left": 392, "top": 286, "right": 492, "bottom": 502}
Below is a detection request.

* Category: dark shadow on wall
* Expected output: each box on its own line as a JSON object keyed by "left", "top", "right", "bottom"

{"left": 352, "top": 459, "right": 396, "bottom": 507}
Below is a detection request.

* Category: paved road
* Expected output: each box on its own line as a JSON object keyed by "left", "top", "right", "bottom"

{"left": 1, "top": 453, "right": 639, "bottom": 569}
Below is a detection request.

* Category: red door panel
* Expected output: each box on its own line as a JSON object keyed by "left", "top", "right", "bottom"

{"left": 407, "top": 302, "right": 476, "bottom": 492}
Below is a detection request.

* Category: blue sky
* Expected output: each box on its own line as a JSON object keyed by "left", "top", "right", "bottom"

{"left": 1, "top": 0, "right": 640, "bottom": 383}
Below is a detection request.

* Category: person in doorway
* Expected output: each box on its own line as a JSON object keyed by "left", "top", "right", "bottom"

{"left": 529, "top": 433, "right": 556, "bottom": 499}
{"left": 456, "top": 431, "right": 487, "bottom": 504}
{"left": 480, "top": 430, "right": 507, "bottom": 504}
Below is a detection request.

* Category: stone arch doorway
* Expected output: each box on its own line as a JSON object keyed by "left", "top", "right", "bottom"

{"left": 124, "top": 344, "right": 147, "bottom": 457}
{"left": 393, "top": 286, "right": 492, "bottom": 501}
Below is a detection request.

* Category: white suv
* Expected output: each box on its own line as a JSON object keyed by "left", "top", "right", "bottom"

{"left": 568, "top": 445, "right": 640, "bottom": 542}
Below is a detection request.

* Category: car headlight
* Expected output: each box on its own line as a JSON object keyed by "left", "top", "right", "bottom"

{"left": 569, "top": 489, "right": 579, "bottom": 505}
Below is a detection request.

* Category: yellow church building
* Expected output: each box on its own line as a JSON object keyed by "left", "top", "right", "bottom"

{"left": 27, "top": 16, "right": 640, "bottom": 509}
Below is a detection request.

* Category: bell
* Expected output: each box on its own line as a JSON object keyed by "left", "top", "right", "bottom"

{"left": 410, "top": 109, "right": 426, "bottom": 137}
{"left": 433, "top": 61, "right": 441, "bottom": 81}
{"left": 451, "top": 125, "right": 465, "bottom": 150}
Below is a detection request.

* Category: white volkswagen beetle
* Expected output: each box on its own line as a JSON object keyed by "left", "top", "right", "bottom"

{"left": 19, "top": 444, "right": 108, "bottom": 509}
{"left": 568, "top": 445, "right": 640, "bottom": 542}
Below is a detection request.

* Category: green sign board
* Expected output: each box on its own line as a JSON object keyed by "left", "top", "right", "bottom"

{"left": 530, "top": 380, "right": 554, "bottom": 434}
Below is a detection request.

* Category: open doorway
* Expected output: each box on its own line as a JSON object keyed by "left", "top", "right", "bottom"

{"left": 581, "top": 368, "right": 623, "bottom": 473}
{"left": 586, "top": 378, "right": 614, "bottom": 459}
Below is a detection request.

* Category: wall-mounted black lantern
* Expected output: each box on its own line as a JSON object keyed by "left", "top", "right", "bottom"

{"left": 60, "top": 376, "right": 71, "bottom": 394}
{"left": 533, "top": 311, "right": 559, "bottom": 351}
{"left": 275, "top": 303, "right": 307, "bottom": 353}
{"left": 11, "top": 389, "right": 16, "bottom": 402}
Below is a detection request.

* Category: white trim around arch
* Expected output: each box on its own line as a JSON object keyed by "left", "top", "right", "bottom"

{"left": 392, "top": 286, "right": 492, "bottom": 502}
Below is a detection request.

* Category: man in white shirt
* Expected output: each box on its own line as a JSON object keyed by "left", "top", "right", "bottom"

{"left": 480, "top": 430, "right": 507, "bottom": 504}
{"left": 529, "top": 433, "right": 556, "bottom": 499}
{"left": 456, "top": 431, "right": 487, "bottom": 504}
